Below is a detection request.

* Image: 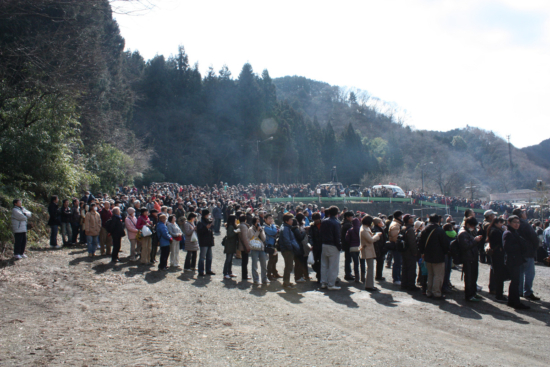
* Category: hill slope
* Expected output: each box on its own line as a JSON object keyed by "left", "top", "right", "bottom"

{"left": 522, "top": 138, "right": 550, "bottom": 170}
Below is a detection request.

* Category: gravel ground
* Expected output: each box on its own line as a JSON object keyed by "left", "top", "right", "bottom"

{"left": 1, "top": 228, "right": 549, "bottom": 366}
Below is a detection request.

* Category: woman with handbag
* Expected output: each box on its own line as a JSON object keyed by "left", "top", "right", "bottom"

{"left": 167, "top": 215, "right": 183, "bottom": 268}
{"left": 223, "top": 215, "right": 239, "bottom": 279}
{"left": 359, "top": 215, "right": 382, "bottom": 291}
{"left": 183, "top": 213, "right": 199, "bottom": 272}
{"left": 136, "top": 208, "right": 153, "bottom": 265}
{"left": 248, "top": 217, "right": 268, "bottom": 285}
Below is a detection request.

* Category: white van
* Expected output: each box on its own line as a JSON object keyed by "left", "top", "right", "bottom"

{"left": 372, "top": 184, "right": 407, "bottom": 198}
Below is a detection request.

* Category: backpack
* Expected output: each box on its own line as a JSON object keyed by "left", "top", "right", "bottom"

{"left": 450, "top": 239, "right": 462, "bottom": 265}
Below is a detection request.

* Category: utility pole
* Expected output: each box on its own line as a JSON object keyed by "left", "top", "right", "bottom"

{"left": 506, "top": 135, "right": 513, "bottom": 172}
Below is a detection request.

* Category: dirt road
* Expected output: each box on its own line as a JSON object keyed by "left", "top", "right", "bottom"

{"left": 1, "top": 229, "right": 549, "bottom": 366}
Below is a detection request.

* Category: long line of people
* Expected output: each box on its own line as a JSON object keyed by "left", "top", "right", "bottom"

{"left": 10, "top": 183, "right": 549, "bottom": 312}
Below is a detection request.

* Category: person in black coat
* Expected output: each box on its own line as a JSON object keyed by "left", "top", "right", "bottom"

{"left": 196, "top": 209, "right": 215, "bottom": 276}
{"left": 47, "top": 196, "right": 61, "bottom": 248}
{"left": 458, "top": 217, "right": 483, "bottom": 302}
{"left": 308, "top": 213, "right": 323, "bottom": 282}
{"left": 372, "top": 218, "right": 387, "bottom": 281}
{"left": 109, "top": 207, "right": 126, "bottom": 264}
{"left": 341, "top": 211, "right": 354, "bottom": 281}
{"left": 503, "top": 216, "right": 530, "bottom": 310}
{"left": 418, "top": 214, "right": 449, "bottom": 299}
{"left": 487, "top": 218, "right": 507, "bottom": 302}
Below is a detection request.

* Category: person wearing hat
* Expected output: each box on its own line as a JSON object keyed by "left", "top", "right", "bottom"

{"left": 458, "top": 217, "right": 484, "bottom": 302}
{"left": 480, "top": 210, "right": 496, "bottom": 264}
{"left": 400, "top": 214, "right": 420, "bottom": 291}
{"left": 418, "top": 214, "right": 450, "bottom": 299}
{"left": 387, "top": 211, "right": 404, "bottom": 285}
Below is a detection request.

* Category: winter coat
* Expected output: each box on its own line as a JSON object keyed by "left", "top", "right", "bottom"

{"left": 518, "top": 218, "right": 539, "bottom": 258}
{"left": 11, "top": 206, "right": 32, "bottom": 233}
{"left": 345, "top": 218, "right": 361, "bottom": 249}
{"left": 488, "top": 226, "right": 505, "bottom": 259}
{"left": 458, "top": 228, "right": 479, "bottom": 263}
{"left": 503, "top": 228, "right": 528, "bottom": 267}
{"left": 196, "top": 218, "right": 214, "bottom": 247}
{"left": 47, "top": 202, "right": 60, "bottom": 226}
{"left": 372, "top": 225, "right": 387, "bottom": 258}
{"left": 167, "top": 222, "right": 183, "bottom": 238}
{"left": 360, "top": 225, "right": 381, "bottom": 260}
{"left": 60, "top": 206, "right": 72, "bottom": 223}
{"left": 263, "top": 224, "right": 278, "bottom": 250}
{"left": 183, "top": 222, "right": 199, "bottom": 251}
{"left": 279, "top": 223, "right": 300, "bottom": 254}
{"left": 320, "top": 217, "right": 341, "bottom": 249}
{"left": 402, "top": 224, "right": 418, "bottom": 257}
{"left": 84, "top": 211, "right": 101, "bottom": 237}
{"left": 125, "top": 215, "right": 139, "bottom": 240}
{"left": 224, "top": 225, "right": 239, "bottom": 254}
{"left": 110, "top": 215, "right": 126, "bottom": 238}
{"left": 156, "top": 222, "right": 172, "bottom": 247}
{"left": 238, "top": 223, "right": 250, "bottom": 252}
{"left": 388, "top": 219, "right": 403, "bottom": 243}
{"left": 70, "top": 205, "right": 80, "bottom": 224}
{"left": 340, "top": 219, "right": 353, "bottom": 250}
{"left": 419, "top": 224, "right": 449, "bottom": 264}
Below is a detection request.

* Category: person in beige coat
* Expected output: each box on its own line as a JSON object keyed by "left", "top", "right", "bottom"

{"left": 360, "top": 215, "right": 382, "bottom": 291}
{"left": 84, "top": 203, "right": 101, "bottom": 257}
{"left": 237, "top": 215, "right": 251, "bottom": 281}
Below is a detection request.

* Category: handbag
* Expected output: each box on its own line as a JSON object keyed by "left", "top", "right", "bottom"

{"left": 141, "top": 226, "right": 152, "bottom": 237}
{"left": 191, "top": 231, "right": 198, "bottom": 243}
{"left": 349, "top": 246, "right": 360, "bottom": 252}
{"left": 307, "top": 251, "right": 315, "bottom": 265}
{"left": 250, "top": 238, "right": 264, "bottom": 251}
{"left": 174, "top": 235, "right": 183, "bottom": 242}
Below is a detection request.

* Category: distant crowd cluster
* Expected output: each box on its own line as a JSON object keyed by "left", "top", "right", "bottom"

{"left": 10, "top": 182, "right": 549, "bottom": 312}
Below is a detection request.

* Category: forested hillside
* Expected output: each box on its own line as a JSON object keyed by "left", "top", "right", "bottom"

{"left": 522, "top": 139, "right": 550, "bottom": 170}
{"left": 1, "top": 0, "right": 548, "bottom": 201}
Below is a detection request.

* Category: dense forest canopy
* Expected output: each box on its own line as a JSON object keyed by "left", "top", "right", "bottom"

{"left": 1, "top": 0, "right": 548, "bottom": 200}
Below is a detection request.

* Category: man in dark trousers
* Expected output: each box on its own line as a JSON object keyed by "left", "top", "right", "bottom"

{"left": 401, "top": 214, "right": 419, "bottom": 291}
{"left": 512, "top": 208, "right": 541, "bottom": 301}
{"left": 149, "top": 209, "right": 159, "bottom": 263}
{"left": 503, "top": 215, "right": 530, "bottom": 310}
{"left": 108, "top": 207, "right": 126, "bottom": 264}
{"left": 341, "top": 211, "right": 355, "bottom": 281}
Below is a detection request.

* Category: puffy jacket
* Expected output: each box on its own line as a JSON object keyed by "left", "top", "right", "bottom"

{"left": 167, "top": 222, "right": 183, "bottom": 238}
{"left": 388, "top": 219, "right": 403, "bottom": 242}
{"left": 263, "top": 224, "right": 278, "bottom": 248}
{"left": 109, "top": 215, "right": 126, "bottom": 238}
{"left": 402, "top": 224, "right": 418, "bottom": 257}
{"left": 11, "top": 206, "right": 32, "bottom": 233}
{"left": 84, "top": 211, "right": 101, "bottom": 237}
{"left": 156, "top": 222, "right": 172, "bottom": 247}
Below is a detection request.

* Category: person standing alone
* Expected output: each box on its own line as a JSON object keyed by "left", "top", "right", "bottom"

{"left": 11, "top": 199, "right": 32, "bottom": 260}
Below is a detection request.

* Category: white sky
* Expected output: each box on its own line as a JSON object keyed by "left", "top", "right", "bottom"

{"left": 114, "top": 0, "right": 550, "bottom": 148}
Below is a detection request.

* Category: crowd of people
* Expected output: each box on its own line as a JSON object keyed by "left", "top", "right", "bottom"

{"left": 10, "top": 182, "right": 550, "bottom": 311}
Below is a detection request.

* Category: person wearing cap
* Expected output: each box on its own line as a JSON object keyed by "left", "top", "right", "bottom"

{"left": 400, "top": 214, "right": 420, "bottom": 291}
{"left": 388, "top": 211, "right": 404, "bottom": 285}
{"left": 512, "top": 208, "right": 541, "bottom": 301}
{"left": 418, "top": 214, "right": 450, "bottom": 299}
{"left": 458, "top": 217, "right": 484, "bottom": 302}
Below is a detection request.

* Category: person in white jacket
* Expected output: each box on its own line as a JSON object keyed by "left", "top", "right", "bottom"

{"left": 167, "top": 215, "right": 183, "bottom": 267}
{"left": 11, "top": 199, "right": 32, "bottom": 260}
